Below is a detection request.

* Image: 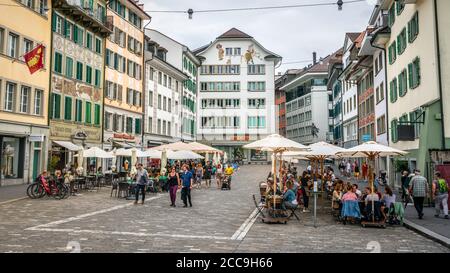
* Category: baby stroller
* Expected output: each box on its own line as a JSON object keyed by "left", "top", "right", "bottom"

{"left": 221, "top": 175, "right": 231, "bottom": 190}
{"left": 387, "top": 202, "right": 404, "bottom": 225}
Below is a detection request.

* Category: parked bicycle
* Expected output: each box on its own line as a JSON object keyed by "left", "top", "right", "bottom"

{"left": 27, "top": 172, "right": 69, "bottom": 200}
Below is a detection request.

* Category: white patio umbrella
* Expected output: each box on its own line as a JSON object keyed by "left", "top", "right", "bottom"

{"left": 141, "top": 149, "right": 162, "bottom": 159}
{"left": 153, "top": 141, "right": 192, "bottom": 151}
{"left": 243, "top": 134, "right": 309, "bottom": 204}
{"left": 161, "top": 149, "right": 168, "bottom": 172}
{"left": 167, "top": 150, "right": 204, "bottom": 160}
{"left": 186, "top": 141, "right": 223, "bottom": 154}
{"left": 298, "top": 141, "right": 348, "bottom": 185}
{"left": 82, "top": 147, "right": 114, "bottom": 158}
{"left": 76, "top": 148, "right": 84, "bottom": 175}
{"left": 336, "top": 141, "right": 408, "bottom": 223}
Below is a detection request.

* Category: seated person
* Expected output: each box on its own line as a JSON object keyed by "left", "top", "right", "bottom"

{"left": 361, "top": 187, "right": 371, "bottom": 202}
{"left": 266, "top": 178, "right": 282, "bottom": 196}
{"left": 352, "top": 184, "right": 362, "bottom": 199}
{"left": 380, "top": 186, "right": 396, "bottom": 219}
{"left": 332, "top": 184, "right": 343, "bottom": 210}
{"left": 282, "top": 181, "right": 297, "bottom": 210}
{"left": 365, "top": 188, "right": 380, "bottom": 205}
{"left": 342, "top": 185, "right": 358, "bottom": 202}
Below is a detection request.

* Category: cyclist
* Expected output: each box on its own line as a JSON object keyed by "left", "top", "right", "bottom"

{"left": 224, "top": 164, "right": 234, "bottom": 185}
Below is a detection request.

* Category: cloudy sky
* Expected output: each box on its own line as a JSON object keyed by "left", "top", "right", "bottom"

{"left": 141, "top": 0, "right": 375, "bottom": 73}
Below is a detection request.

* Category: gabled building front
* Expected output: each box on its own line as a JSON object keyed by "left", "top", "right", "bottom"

{"left": 103, "top": 0, "right": 150, "bottom": 150}
{"left": 339, "top": 32, "right": 363, "bottom": 149}
{"left": 374, "top": 0, "right": 450, "bottom": 181}
{"left": 0, "top": 1, "right": 52, "bottom": 185}
{"left": 49, "top": 0, "right": 112, "bottom": 171}
{"left": 194, "top": 28, "right": 281, "bottom": 163}
{"left": 275, "top": 70, "right": 299, "bottom": 137}
{"left": 143, "top": 29, "right": 191, "bottom": 147}
{"left": 282, "top": 53, "right": 334, "bottom": 145}
{"left": 327, "top": 49, "right": 344, "bottom": 146}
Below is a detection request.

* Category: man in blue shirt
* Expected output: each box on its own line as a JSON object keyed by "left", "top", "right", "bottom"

{"left": 181, "top": 164, "right": 193, "bottom": 207}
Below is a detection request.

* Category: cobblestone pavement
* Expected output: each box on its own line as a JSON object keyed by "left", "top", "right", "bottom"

{"left": 0, "top": 165, "right": 448, "bottom": 253}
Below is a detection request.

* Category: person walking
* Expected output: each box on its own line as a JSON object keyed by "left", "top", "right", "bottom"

{"left": 134, "top": 163, "right": 148, "bottom": 205}
{"left": 195, "top": 163, "right": 203, "bottom": 189}
{"left": 409, "top": 169, "right": 429, "bottom": 219}
{"left": 432, "top": 171, "right": 449, "bottom": 219}
{"left": 168, "top": 167, "right": 180, "bottom": 207}
{"left": 180, "top": 164, "right": 193, "bottom": 207}
{"left": 346, "top": 161, "right": 351, "bottom": 177}
{"left": 216, "top": 163, "right": 223, "bottom": 189}
{"left": 401, "top": 170, "right": 410, "bottom": 203}
{"left": 203, "top": 162, "right": 212, "bottom": 188}
{"left": 300, "top": 171, "right": 310, "bottom": 213}
{"left": 362, "top": 161, "right": 368, "bottom": 181}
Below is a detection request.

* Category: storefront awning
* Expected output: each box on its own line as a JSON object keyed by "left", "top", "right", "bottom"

{"left": 113, "top": 141, "right": 135, "bottom": 148}
{"left": 53, "top": 141, "right": 82, "bottom": 151}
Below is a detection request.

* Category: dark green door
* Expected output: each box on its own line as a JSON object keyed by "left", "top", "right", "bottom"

{"left": 32, "top": 150, "right": 40, "bottom": 181}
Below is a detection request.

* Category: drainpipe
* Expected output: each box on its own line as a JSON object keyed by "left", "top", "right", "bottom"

{"left": 433, "top": 0, "right": 446, "bottom": 150}
{"left": 142, "top": 22, "right": 152, "bottom": 150}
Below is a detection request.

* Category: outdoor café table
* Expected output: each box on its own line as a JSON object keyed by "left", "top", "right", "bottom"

{"left": 86, "top": 175, "right": 97, "bottom": 190}
{"left": 74, "top": 176, "right": 86, "bottom": 191}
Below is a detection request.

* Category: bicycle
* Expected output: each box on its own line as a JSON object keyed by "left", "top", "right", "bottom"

{"left": 26, "top": 176, "right": 69, "bottom": 199}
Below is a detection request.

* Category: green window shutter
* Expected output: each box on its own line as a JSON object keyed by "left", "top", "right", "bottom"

{"left": 86, "top": 66, "right": 92, "bottom": 84}
{"left": 51, "top": 12, "right": 57, "bottom": 32}
{"left": 64, "top": 96, "right": 72, "bottom": 120}
{"left": 85, "top": 101, "right": 91, "bottom": 124}
{"left": 398, "top": 74, "right": 403, "bottom": 97}
{"left": 75, "top": 99, "right": 82, "bottom": 122}
{"left": 135, "top": 118, "right": 141, "bottom": 134}
{"left": 408, "top": 63, "right": 413, "bottom": 88}
{"left": 54, "top": 94, "right": 61, "bottom": 119}
{"left": 73, "top": 25, "right": 78, "bottom": 43}
{"left": 388, "top": 46, "right": 392, "bottom": 64}
{"left": 95, "top": 69, "right": 100, "bottom": 87}
{"left": 65, "top": 57, "right": 73, "bottom": 78}
{"left": 50, "top": 93, "right": 55, "bottom": 118}
{"left": 416, "top": 57, "right": 421, "bottom": 86}
{"left": 94, "top": 104, "right": 100, "bottom": 125}
{"left": 76, "top": 62, "right": 83, "bottom": 81}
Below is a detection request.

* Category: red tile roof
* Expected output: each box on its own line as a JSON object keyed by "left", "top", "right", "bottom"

{"left": 217, "top": 28, "right": 253, "bottom": 39}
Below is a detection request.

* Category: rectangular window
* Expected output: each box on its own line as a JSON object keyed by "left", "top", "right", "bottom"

{"left": 388, "top": 3, "right": 395, "bottom": 28}
{"left": 388, "top": 42, "right": 396, "bottom": 64}
{"left": 0, "top": 28, "right": 5, "bottom": 54}
{"left": 397, "top": 28, "right": 407, "bottom": 55}
{"left": 34, "top": 89, "right": 43, "bottom": 115}
{"left": 75, "top": 99, "right": 82, "bottom": 122}
{"left": 157, "top": 119, "right": 161, "bottom": 134}
{"left": 4, "top": 82, "right": 16, "bottom": 112}
{"left": 94, "top": 104, "right": 101, "bottom": 125}
{"left": 234, "top": 48, "right": 241, "bottom": 55}
{"left": 85, "top": 101, "right": 92, "bottom": 124}
{"left": 168, "top": 98, "right": 171, "bottom": 113}
{"left": 408, "top": 12, "right": 419, "bottom": 43}
{"left": 19, "top": 86, "right": 30, "bottom": 113}
{"left": 398, "top": 69, "right": 408, "bottom": 97}
{"left": 408, "top": 57, "right": 421, "bottom": 89}
{"left": 225, "top": 48, "right": 232, "bottom": 55}
{"left": 76, "top": 62, "right": 83, "bottom": 81}
{"left": 85, "top": 65, "right": 92, "bottom": 84}
{"left": 135, "top": 118, "right": 141, "bottom": 134}
{"left": 148, "top": 117, "right": 152, "bottom": 133}
{"left": 65, "top": 56, "right": 73, "bottom": 78}
{"left": 390, "top": 78, "right": 398, "bottom": 103}
{"left": 86, "top": 32, "right": 93, "bottom": 50}
{"left": 377, "top": 115, "right": 386, "bottom": 135}
{"left": 54, "top": 52, "right": 63, "bottom": 73}
{"left": 95, "top": 37, "right": 102, "bottom": 54}
{"left": 50, "top": 93, "right": 61, "bottom": 119}
{"left": 248, "top": 82, "right": 266, "bottom": 92}
{"left": 22, "top": 38, "right": 33, "bottom": 56}
{"left": 158, "top": 94, "right": 161, "bottom": 109}
{"left": 64, "top": 96, "right": 72, "bottom": 120}
{"left": 94, "top": 69, "right": 101, "bottom": 87}
{"left": 247, "top": 65, "right": 265, "bottom": 75}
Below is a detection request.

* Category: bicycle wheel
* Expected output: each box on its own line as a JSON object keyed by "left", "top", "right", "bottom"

{"left": 28, "top": 183, "right": 45, "bottom": 199}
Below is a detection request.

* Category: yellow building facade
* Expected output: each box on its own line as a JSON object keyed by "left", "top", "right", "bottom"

{"left": 0, "top": 0, "right": 51, "bottom": 185}
{"left": 103, "top": 0, "right": 150, "bottom": 150}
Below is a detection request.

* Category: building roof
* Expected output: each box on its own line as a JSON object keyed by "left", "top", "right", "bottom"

{"left": 217, "top": 28, "right": 253, "bottom": 39}
{"left": 346, "top": 32, "right": 362, "bottom": 42}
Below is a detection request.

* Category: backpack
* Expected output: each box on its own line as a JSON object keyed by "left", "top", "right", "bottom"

{"left": 437, "top": 179, "right": 448, "bottom": 193}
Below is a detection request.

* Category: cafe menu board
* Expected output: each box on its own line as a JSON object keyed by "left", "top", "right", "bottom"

{"left": 251, "top": 150, "right": 267, "bottom": 161}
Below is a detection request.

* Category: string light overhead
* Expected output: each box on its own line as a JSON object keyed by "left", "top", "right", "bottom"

{"left": 146, "top": 0, "right": 366, "bottom": 19}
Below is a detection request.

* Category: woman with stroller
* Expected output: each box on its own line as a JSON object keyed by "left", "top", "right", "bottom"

{"left": 215, "top": 163, "right": 223, "bottom": 189}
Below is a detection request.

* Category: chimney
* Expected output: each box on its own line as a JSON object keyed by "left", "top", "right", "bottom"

{"left": 313, "top": 52, "right": 317, "bottom": 65}
{"left": 278, "top": 72, "right": 282, "bottom": 76}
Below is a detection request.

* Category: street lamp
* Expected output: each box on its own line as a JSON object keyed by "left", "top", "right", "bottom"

{"left": 187, "top": 9, "right": 194, "bottom": 19}
{"left": 337, "top": 0, "right": 343, "bottom": 10}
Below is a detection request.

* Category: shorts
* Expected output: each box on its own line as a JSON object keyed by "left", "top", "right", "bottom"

{"left": 354, "top": 172, "right": 359, "bottom": 177}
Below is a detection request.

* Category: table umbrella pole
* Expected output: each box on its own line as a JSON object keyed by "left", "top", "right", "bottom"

{"left": 273, "top": 151, "right": 277, "bottom": 209}
{"left": 369, "top": 153, "right": 375, "bottom": 223}
{"left": 320, "top": 157, "right": 324, "bottom": 192}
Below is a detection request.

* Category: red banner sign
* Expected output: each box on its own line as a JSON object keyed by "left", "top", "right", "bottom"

{"left": 23, "top": 44, "right": 45, "bottom": 74}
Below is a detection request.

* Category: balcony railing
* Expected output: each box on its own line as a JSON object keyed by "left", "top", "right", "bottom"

{"left": 54, "top": 0, "right": 112, "bottom": 36}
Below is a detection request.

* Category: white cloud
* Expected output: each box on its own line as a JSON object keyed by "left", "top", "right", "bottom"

{"left": 141, "top": 0, "right": 374, "bottom": 73}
